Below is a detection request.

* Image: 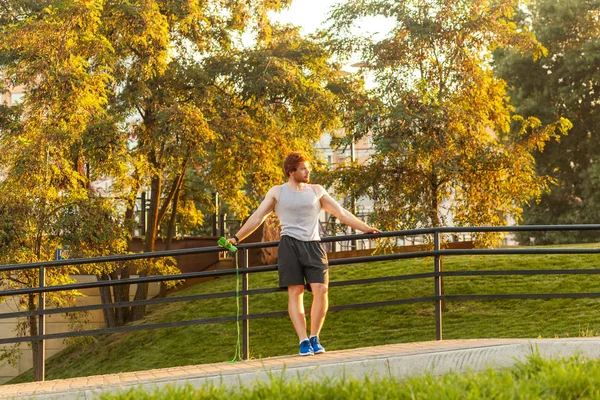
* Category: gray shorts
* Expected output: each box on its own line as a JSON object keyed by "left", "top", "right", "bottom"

{"left": 278, "top": 235, "right": 329, "bottom": 288}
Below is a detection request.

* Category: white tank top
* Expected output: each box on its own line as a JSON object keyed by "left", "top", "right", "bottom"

{"left": 275, "top": 183, "right": 321, "bottom": 241}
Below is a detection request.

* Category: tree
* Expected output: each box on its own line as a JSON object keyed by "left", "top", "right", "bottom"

{"left": 0, "top": 0, "right": 122, "bottom": 379}
{"left": 494, "top": 0, "right": 600, "bottom": 244}
{"left": 326, "top": 0, "right": 571, "bottom": 244}
{"left": 99, "top": 6, "right": 345, "bottom": 319}
{"left": 1, "top": 0, "right": 349, "bottom": 334}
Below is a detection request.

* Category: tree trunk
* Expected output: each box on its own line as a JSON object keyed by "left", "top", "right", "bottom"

{"left": 130, "top": 173, "right": 161, "bottom": 321}
{"left": 97, "top": 273, "right": 116, "bottom": 328}
{"left": 29, "top": 294, "right": 41, "bottom": 382}
{"left": 113, "top": 266, "right": 131, "bottom": 326}
{"left": 165, "top": 178, "right": 182, "bottom": 250}
{"left": 157, "top": 160, "right": 187, "bottom": 228}
{"left": 160, "top": 183, "right": 182, "bottom": 297}
{"left": 95, "top": 265, "right": 135, "bottom": 327}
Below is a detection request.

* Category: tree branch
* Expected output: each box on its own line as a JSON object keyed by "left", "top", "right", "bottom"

{"left": 157, "top": 157, "right": 189, "bottom": 227}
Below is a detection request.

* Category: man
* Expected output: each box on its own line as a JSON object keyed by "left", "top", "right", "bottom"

{"left": 225, "top": 151, "right": 380, "bottom": 356}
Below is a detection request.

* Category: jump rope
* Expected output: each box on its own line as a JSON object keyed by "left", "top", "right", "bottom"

{"left": 217, "top": 237, "right": 243, "bottom": 362}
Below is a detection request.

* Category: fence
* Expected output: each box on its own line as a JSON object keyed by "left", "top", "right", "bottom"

{"left": 2, "top": 224, "right": 600, "bottom": 382}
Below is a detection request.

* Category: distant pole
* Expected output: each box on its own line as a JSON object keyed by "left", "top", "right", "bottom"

{"left": 219, "top": 213, "right": 226, "bottom": 237}
{"left": 212, "top": 192, "right": 219, "bottom": 237}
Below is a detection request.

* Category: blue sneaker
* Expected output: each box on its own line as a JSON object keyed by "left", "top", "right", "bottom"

{"left": 299, "top": 339, "right": 314, "bottom": 356}
{"left": 309, "top": 336, "right": 326, "bottom": 354}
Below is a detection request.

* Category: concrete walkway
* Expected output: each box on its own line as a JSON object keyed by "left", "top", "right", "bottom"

{"left": 3, "top": 338, "right": 600, "bottom": 399}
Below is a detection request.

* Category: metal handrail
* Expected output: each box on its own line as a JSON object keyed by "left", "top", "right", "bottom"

{"left": 2, "top": 224, "right": 600, "bottom": 381}
{"left": 3, "top": 223, "right": 599, "bottom": 272}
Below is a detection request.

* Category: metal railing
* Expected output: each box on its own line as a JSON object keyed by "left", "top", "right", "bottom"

{"left": 2, "top": 224, "right": 600, "bottom": 381}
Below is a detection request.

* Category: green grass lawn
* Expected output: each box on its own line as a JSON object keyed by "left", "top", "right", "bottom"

{"left": 97, "top": 354, "right": 600, "bottom": 399}
{"left": 7, "top": 244, "right": 600, "bottom": 384}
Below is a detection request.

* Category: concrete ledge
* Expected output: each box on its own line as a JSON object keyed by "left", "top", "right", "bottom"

{"left": 3, "top": 338, "right": 600, "bottom": 399}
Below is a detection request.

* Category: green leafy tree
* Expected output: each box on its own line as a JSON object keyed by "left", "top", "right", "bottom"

{"left": 1, "top": 0, "right": 350, "bottom": 333}
{"left": 494, "top": 0, "right": 600, "bottom": 244}
{"left": 0, "top": 0, "right": 121, "bottom": 380}
{"left": 326, "top": 0, "right": 571, "bottom": 245}
{"left": 101, "top": 9, "right": 344, "bottom": 319}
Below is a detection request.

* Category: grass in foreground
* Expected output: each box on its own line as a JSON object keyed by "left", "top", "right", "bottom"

{"left": 99, "top": 354, "right": 600, "bottom": 399}
{"left": 7, "top": 244, "right": 600, "bottom": 383}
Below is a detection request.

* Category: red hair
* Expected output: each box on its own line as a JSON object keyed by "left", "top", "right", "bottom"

{"left": 283, "top": 152, "right": 309, "bottom": 177}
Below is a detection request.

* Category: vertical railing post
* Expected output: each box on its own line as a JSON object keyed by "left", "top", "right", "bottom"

{"left": 37, "top": 264, "right": 46, "bottom": 381}
{"left": 241, "top": 247, "right": 250, "bottom": 360}
{"left": 434, "top": 230, "right": 443, "bottom": 341}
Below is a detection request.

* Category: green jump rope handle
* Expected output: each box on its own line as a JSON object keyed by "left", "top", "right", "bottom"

{"left": 218, "top": 237, "right": 238, "bottom": 253}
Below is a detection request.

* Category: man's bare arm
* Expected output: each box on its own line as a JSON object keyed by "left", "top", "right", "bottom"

{"left": 226, "top": 186, "right": 279, "bottom": 245}
{"left": 317, "top": 186, "right": 380, "bottom": 233}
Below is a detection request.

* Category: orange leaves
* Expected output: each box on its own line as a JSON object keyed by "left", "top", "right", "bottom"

{"left": 324, "top": 0, "right": 568, "bottom": 237}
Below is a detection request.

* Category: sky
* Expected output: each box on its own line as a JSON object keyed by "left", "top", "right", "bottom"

{"left": 269, "top": 0, "right": 395, "bottom": 38}
{"left": 269, "top": 0, "right": 341, "bottom": 35}
{"left": 268, "top": 0, "right": 396, "bottom": 77}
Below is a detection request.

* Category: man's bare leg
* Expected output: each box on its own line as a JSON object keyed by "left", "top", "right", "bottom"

{"left": 309, "top": 283, "right": 329, "bottom": 337}
{"left": 287, "top": 285, "right": 308, "bottom": 340}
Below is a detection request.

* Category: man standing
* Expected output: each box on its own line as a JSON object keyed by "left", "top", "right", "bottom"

{"left": 225, "top": 151, "right": 380, "bottom": 356}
